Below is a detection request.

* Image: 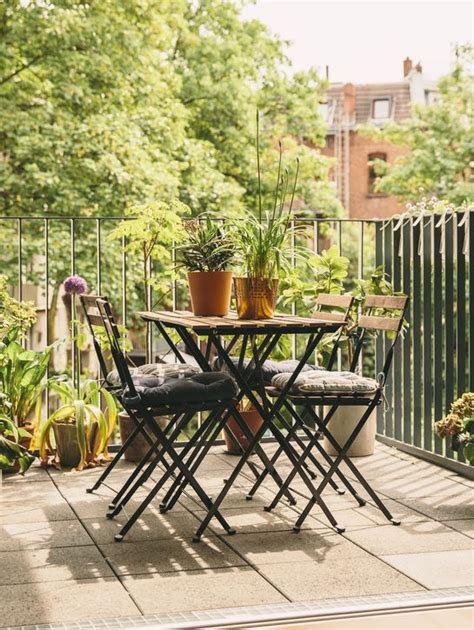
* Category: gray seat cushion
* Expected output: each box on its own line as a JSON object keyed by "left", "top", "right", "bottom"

{"left": 214, "top": 357, "right": 322, "bottom": 384}
{"left": 123, "top": 372, "right": 237, "bottom": 409}
{"left": 107, "top": 362, "right": 200, "bottom": 387}
{"left": 271, "top": 370, "right": 379, "bottom": 396}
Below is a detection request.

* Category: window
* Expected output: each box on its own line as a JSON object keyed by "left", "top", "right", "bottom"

{"left": 368, "top": 152, "right": 387, "bottom": 195}
{"left": 319, "top": 100, "right": 335, "bottom": 124}
{"left": 372, "top": 98, "right": 391, "bottom": 120}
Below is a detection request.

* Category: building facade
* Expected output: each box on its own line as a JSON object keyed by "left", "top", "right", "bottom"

{"left": 322, "top": 58, "right": 438, "bottom": 219}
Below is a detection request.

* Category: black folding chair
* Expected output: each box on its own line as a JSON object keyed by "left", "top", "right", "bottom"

{"left": 265, "top": 295, "right": 409, "bottom": 532}
{"left": 244, "top": 293, "right": 355, "bottom": 501}
{"left": 94, "top": 298, "right": 242, "bottom": 542}
{"left": 80, "top": 294, "right": 156, "bottom": 497}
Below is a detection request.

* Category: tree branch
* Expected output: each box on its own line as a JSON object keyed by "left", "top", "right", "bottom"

{"left": 0, "top": 55, "right": 44, "bottom": 87}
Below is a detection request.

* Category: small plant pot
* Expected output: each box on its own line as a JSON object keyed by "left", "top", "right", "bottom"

{"left": 234, "top": 277, "right": 278, "bottom": 319}
{"left": 187, "top": 271, "right": 233, "bottom": 316}
{"left": 224, "top": 407, "right": 264, "bottom": 454}
{"left": 118, "top": 411, "right": 168, "bottom": 463}
{"left": 323, "top": 405, "right": 376, "bottom": 457}
{"left": 52, "top": 422, "right": 99, "bottom": 468}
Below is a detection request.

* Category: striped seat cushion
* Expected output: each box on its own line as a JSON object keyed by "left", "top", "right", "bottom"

{"left": 271, "top": 370, "right": 379, "bottom": 395}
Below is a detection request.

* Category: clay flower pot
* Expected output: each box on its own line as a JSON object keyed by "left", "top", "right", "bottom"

{"left": 224, "top": 407, "right": 264, "bottom": 454}
{"left": 187, "top": 271, "right": 233, "bottom": 316}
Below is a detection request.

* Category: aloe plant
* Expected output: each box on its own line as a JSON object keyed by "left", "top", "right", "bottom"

{"left": 0, "top": 415, "right": 35, "bottom": 473}
{"left": 38, "top": 379, "right": 118, "bottom": 470}
{"left": 178, "top": 215, "right": 235, "bottom": 272}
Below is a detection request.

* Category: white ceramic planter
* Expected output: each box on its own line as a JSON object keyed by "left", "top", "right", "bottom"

{"left": 323, "top": 405, "right": 376, "bottom": 457}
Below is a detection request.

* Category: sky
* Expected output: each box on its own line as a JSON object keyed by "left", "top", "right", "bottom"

{"left": 242, "top": 0, "right": 473, "bottom": 83}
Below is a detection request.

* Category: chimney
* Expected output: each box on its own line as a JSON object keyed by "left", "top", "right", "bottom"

{"left": 343, "top": 83, "right": 356, "bottom": 119}
{"left": 403, "top": 57, "right": 413, "bottom": 77}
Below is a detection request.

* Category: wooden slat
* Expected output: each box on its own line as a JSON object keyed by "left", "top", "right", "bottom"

{"left": 311, "top": 311, "right": 346, "bottom": 322}
{"left": 88, "top": 313, "right": 104, "bottom": 327}
{"left": 358, "top": 314, "right": 402, "bottom": 331}
{"left": 364, "top": 295, "right": 408, "bottom": 309}
{"left": 315, "top": 293, "right": 353, "bottom": 308}
{"left": 80, "top": 294, "right": 105, "bottom": 308}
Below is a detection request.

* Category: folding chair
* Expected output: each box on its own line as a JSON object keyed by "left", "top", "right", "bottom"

{"left": 94, "top": 298, "right": 241, "bottom": 542}
{"left": 245, "top": 293, "right": 355, "bottom": 502}
{"left": 265, "top": 295, "right": 408, "bottom": 532}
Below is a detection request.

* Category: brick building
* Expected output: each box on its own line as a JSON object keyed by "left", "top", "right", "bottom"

{"left": 322, "top": 58, "right": 438, "bottom": 219}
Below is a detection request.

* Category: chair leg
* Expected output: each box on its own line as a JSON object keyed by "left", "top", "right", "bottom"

{"left": 87, "top": 416, "right": 153, "bottom": 494}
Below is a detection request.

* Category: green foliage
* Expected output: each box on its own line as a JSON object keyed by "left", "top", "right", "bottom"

{"left": 0, "top": 326, "right": 59, "bottom": 426}
{"left": 0, "top": 275, "right": 37, "bottom": 338}
{"left": 38, "top": 378, "right": 118, "bottom": 470}
{"left": 178, "top": 215, "right": 235, "bottom": 272}
{"left": 0, "top": 415, "right": 35, "bottom": 473}
{"left": 362, "top": 45, "right": 474, "bottom": 205}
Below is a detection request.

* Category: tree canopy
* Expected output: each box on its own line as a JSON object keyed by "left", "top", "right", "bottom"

{"left": 364, "top": 46, "right": 474, "bottom": 206}
{"left": 0, "top": 0, "right": 340, "bottom": 219}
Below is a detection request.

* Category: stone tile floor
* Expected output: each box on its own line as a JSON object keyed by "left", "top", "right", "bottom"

{"left": 0, "top": 442, "right": 472, "bottom": 627}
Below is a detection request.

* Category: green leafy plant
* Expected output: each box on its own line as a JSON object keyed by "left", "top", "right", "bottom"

{"left": 234, "top": 113, "right": 305, "bottom": 281}
{"left": 0, "top": 275, "right": 37, "bottom": 339}
{"left": 178, "top": 215, "right": 235, "bottom": 272}
{"left": 0, "top": 415, "right": 35, "bottom": 473}
{"left": 435, "top": 393, "right": 474, "bottom": 463}
{"left": 38, "top": 378, "right": 118, "bottom": 470}
{"left": 0, "top": 326, "right": 59, "bottom": 428}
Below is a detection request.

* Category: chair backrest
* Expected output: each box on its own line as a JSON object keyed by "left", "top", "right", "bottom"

{"left": 95, "top": 298, "right": 137, "bottom": 395}
{"left": 80, "top": 294, "right": 110, "bottom": 383}
{"left": 351, "top": 294, "right": 408, "bottom": 378}
{"left": 312, "top": 294, "right": 354, "bottom": 369}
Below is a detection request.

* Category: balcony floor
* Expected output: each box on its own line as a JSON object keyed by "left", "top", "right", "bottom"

{"left": 1, "top": 441, "right": 473, "bottom": 628}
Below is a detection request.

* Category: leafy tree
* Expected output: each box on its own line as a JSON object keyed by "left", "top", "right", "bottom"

{"left": 0, "top": 0, "right": 340, "bottom": 350}
{"left": 363, "top": 45, "right": 474, "bottom": 205}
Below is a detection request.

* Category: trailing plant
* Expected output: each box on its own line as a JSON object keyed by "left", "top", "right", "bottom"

{"left": 234, "top": 112, "right": 305, "bottom": 281}
{"left": 178, "top": 215, "right": 235, "bottom": 272}
{"left": 38, "top": 378, "right": 118, "bottom": 470}
{"left": 435, "top": 393, "right": 474, "bottom": 463}
{"left": 0, "top": 414, "right": 35, "bottom": 473}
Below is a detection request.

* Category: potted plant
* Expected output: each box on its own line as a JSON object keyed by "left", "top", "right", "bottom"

{"left": 234, "top": 113, "right": 301, "bottom": 319}
{"left": 0, "top": 414, "right": 35, "bottom": 474}
{"left": 223, "top": 398, "right": 263, "bottom": 455}
{"left": 435, "top": 393, "right": 474, "bottom": 462}
{"left": 178, "top": 215, "right": 235, "bottom": 316}
{"left": 37, "top": 378, "right": 117, "bottom": 470}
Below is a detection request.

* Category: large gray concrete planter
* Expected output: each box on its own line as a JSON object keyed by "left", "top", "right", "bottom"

{"left": 323, "top": 405, "right": 376, "bottom": 457}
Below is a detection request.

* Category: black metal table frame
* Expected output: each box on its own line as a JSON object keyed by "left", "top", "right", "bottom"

{"left": 143, "top": 314, "right": 347, "bottom": 540}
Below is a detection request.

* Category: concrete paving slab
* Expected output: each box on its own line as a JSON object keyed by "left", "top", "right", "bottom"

{"left": 224, "top": 529, "right": 362, "bottom": 566}
{"left": 443, "top": 519, "right": 474, "bottom": 538}
{"left": 0, "top": 577, "right": 139, "bottom": 626}
{"left": 344, "top": 521, "right": 474, "bottom": 555}
{"left": 397, "top": 495, "right": 474, "bottom": 521}
{"left": 382, "top": 549, "right": 474, "bottom": 589}
{"left": 258, "top": 556, "right": 423, "bottom": 600}
{"left": 122, "top": 567, "right": 287, "bottom": 614}
{"left": 100, "top": 535, "right": 246, "bottom": 576}
{"left": 0, "top": 519, "right": 93, "bottom": 551}
{"left": 0, "top": 545, "right": 113, "bottom": 585}
{"left": 0, "top": 500, "right": 76, "bottom": 524}
{"left": 1, "top": 463, "right": 50, "bottom": 484}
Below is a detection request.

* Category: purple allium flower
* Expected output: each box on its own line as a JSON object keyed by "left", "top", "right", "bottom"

{"left": 64, "top": 275, "right": 88, "bottom": 295}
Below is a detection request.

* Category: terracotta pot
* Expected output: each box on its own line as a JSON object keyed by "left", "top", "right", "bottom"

{"left": 234, "top": 277, "right": 278, "bottom": 319}
{"left": 118, "top": 412, "right": 168, "bottom": 463}
{"left": 187, "top": 271, "right": 233, "bottom": 316}
{"left": 224, "top": 407, "right": 264, "bottom": 454}
{"left": 323, "top": 405, "right": 376, "bottom": 457}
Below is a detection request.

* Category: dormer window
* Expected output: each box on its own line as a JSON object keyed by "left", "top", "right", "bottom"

{"left": 372, "top": 98, "right": 391, "bottom": 120}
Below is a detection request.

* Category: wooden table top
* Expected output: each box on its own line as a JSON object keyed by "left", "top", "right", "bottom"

{"left": 138, "top": 310, "right": 345, "bottom": 334}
